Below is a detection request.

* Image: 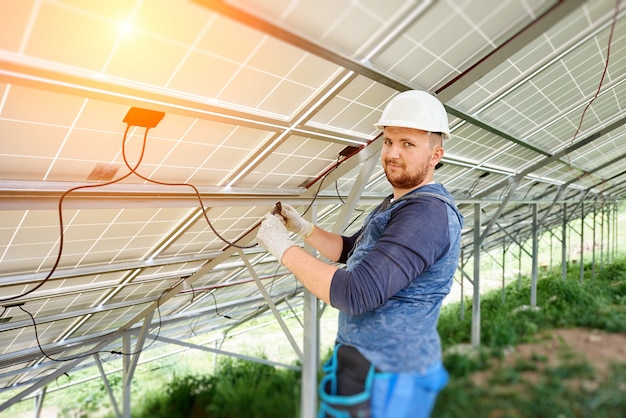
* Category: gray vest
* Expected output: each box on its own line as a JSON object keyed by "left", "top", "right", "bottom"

{"left": 336, "top": 184, "right": 463, "bottom": 373}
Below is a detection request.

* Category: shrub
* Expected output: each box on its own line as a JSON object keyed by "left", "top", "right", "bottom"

{"left": 135, "top": 358, "right": 300, "bottom": 418}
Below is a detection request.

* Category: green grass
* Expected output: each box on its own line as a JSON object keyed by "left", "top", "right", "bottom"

{"left": 433, "top": 257, "right": 626, "bottom": 418}
{"left": 134, "top": 357, "right": 301, "bottom": 418}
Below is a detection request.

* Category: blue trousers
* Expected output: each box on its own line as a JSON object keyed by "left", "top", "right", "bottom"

{"left": 370, "top": 362, "right": 448, "bottom": 418}
{"left": 319, "top": 345, "right": 448, "bottom": 418}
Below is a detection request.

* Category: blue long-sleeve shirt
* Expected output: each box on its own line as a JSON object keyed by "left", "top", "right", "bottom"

{"left": 328, "top": 183, "right": 463, "bottom": 372}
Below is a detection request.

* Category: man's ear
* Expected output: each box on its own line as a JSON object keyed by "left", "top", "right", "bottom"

{"left": 431, "top": 146, "right": 444, "bottom": 166}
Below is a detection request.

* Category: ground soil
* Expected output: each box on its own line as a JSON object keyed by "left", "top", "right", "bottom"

{"left": 471, "top": 327, "right": 626, "bottom": 390}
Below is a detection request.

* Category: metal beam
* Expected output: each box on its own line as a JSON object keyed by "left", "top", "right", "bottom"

{"left": 192, "top": 0, "right": 408, "bottom": 92}
{"left": 471, "top": 204, "right": 481, "bottom": 349}
{"left": 0, "top": 252, "right": 218, "bottom": 288}
{"left": 331, "top": 141, "right": 382, "bottom": 234}
{"left": 474, "top": 115, "right": 626, "bottom": 200}
{"left": 238, "top": 249, "right": 304, "bottom": 361}
{"left": 0, "top": 57, "right": 284, "bottom": 131}
{"left": 301, "top": 206, "right": 319, "bottom": 418}
{"left": 435, "top": 0, "right": 587, "bottom": 101}
{"left": 194, "top": 0, "right": 601, "bottom": 183}
{"left": 94, "top": 354, "right": 122, "bottom": 418}
{"left": 0, "top": 334, "right": 121, "bottom": 412}
{"left": 530, "top": 204, "right": 539, "bottom": 307}
{"left": 0, "top": 289, "right": 295, "bottom": 372}
{"left": 152, "top": 334, "right": 299, "bottom": 370}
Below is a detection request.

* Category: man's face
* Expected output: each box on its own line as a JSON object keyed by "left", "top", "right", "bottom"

{"left": 381, "top": 126, "right": 443, "bottom": 193}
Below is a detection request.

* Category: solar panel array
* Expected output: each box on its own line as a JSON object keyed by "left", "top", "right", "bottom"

{"left": 1, "top": 0, "right": 624, "bottom": 411}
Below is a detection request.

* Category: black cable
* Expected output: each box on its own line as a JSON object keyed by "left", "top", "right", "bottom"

{"left": 566, "top": 0, "right": 619, "bottom": 169}
{"left": 17, "top": 278, "right": 178, "bottom": 363}
{"left": 250, "top": 263, "right": 282, "bottom": 314}
{"left": 301, "top": 151, "right": 353, "bottom": 218}
{"left": 7, "top": 123, "right": 363, "bottom": 359}
{"left": 0, "top": 125, "right": 142, "bottom": 303}
{"left": 333, "top": 157, "right": 366, "bottom": 233}
{"left": 119, "top": 131, "right": 256, "bottom": 250}
{"left": 207, "top": 291, "right": 233, "bottom": 320}
{"left": 1, "top": 123, "right": 255, "bottom": 303}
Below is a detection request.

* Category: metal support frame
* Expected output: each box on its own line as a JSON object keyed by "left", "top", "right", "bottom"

{"left": 301, "top": 289, "right": 319, "bottom": 418}
{"left": 501, "top": 239, "right": 507, "bottom": 304}
{"left": 33, "top": 387, "right": 46, "bottom": 418}
{"left": 495, "top": 221, "right": 532, "bottom": 258}
{"left": 94, "top": 354, "right": 122, "bottom": 418}
{"left": 122, "top": 311, "right": 153, "bottom": 417}
{"left": 530, "top": 204, "right": 539, "bottom": 307}
{"left": 580, "top": 202, "right": 585, "bottom": 282}
{"left": 331, "top": 146, "right": 381, "bottom": 234}
{"left": 147, "top": 335, "right": 299, "bottom": 370}
{"left": 598, "top": 205, "right": 604, "bottom": 268}
{"left": 2, "top": 2, "right": 624, "bottom": 413}
{"left": 301, "top": 205, "right": 319, "bottom": 418}
{"left": 471, "top": 203, "right": 481, "bottom": 348}
{"left": 238, "top": 249, "right": 304, "bottom": 362}
{"left": 612, "top": 203, "right": 618, "bottom": 261}
{"left": 458, "top": 251, "right": 466, "bottom": 321}
{"left": 562, "top": 204, "right": 568, "bottom": 281}
{"left": 0, "top": 336, "right": 122, "bottom": 412}
{"left": 592, "top": 204, "right": 597, "bottom": 280}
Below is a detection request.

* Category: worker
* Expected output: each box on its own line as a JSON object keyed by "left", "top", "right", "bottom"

{"left": 256, "top": 90, "right": 464, "bottom": 418}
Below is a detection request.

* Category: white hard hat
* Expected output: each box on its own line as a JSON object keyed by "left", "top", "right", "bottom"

{"left": 374, "top": 90, "right": 451, "bottom": 140}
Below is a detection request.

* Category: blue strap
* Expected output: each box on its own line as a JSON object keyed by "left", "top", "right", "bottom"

{"left": 318, "top": 344, "right": 376, "bottom": 417}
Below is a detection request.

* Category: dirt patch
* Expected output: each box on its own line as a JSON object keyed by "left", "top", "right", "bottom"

{"left": 472, "top": 328, "right": 626, "bottom": 390}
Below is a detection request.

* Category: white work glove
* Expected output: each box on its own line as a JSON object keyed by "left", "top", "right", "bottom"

{"left": 257, "top": 214, "right": 298, "bottom": 263}
{"left": 279, "top": 204, "right": 314, "bottom": 239}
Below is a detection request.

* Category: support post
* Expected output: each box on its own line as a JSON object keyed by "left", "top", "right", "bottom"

{"left": 471, "top": 203, "right": 481, "bottom": 349}
{"left": 501, "top": 239, "right": 506, "bottom": 304}
{"left": 612, "top": 203, "right": 617, "bottom": 261}
{"left": 530, "top": 204, "right": 538, "bottom": 307}
{"left": 122, "top": 335, "right": 131, "bottom": 418}
{"left": 459, "top": 251, "right": 465, "bottom": 321}
{"left": 238, "top": 249, "right": 304, "bottom": 361}
{"left": 592, "top": 203, "right": 597, "bottom": 279}
{"left": 580, "top": 202, "right": 585, "bottom": 283}
{"left": 517, "top": 243, "right": 522, "bottom": 290}
{"left": 33, "top": 387, "right": 46, "bottom": 418}
{"left": 94, "top": 354, "right": 122, "bottom": 418}
{"left": 561, "top": 204, "right": 568, "bottom": 281}
{"left": 600, "top": 203, "right": 605, "bottom": 269}
{"left": 301, "top": 206, "right": 319, "bottom": 418}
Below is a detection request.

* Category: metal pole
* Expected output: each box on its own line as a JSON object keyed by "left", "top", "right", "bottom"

{"left": 122, "top": 335, "right": 131, "bottom": 418}
{"left": 530, "top": 204, "right": 538, "bottom": 307}
{"left": 612, "top": 202, "right": 617, "bottom": 262}
{"left": 501, "top": 239, "right": 508, "bottom": 304}
{"left": 600, "top": 203, "right": 605, "bottom": 269}
{"left": 471, "top": 203, "right": 481, "bottom": 349}
{"left": 459, "top": 251, "right": 465, "bottom": 321}
{"left": 33, "top": 387, "right": 46, "bottom": 418}
{"left": 549, "top": 230, "right": 553, "bottom": 272}
{"left": 239, "top": 250, "right": 304, "bottom": 361}
{"left": 580, "top": 202, "right": 585, "bottom": 283}
{"left": 501, "top": 239, "right": 506, "bottom": 304}
{"left": 94, "top": 354, "right": 122, "bottom": 418}
{"left": 561, "top": 204, "right": 568, "bottom": 281}
{"left": 301, "top": 207, "right": 319, "bottom": 418}
{"left": 518, "top": 242, "right": 522, "bottom": 290}
{"left": 592, "top": 204, "right": 597, "bottom": 280}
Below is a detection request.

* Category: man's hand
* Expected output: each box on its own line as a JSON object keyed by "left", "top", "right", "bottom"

{"left": 279, "top": 204, "right": 314, "bottom": 239}
{"left": 257, "top": 214, "right": 298, "bottom": 263}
